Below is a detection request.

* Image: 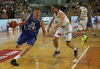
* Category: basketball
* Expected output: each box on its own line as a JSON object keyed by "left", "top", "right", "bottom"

{"left": 9, "top": 21, "right": 17, "bottom": 28}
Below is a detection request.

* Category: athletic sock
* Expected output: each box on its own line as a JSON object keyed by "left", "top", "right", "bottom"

{"left": 14, "top": 54, "right": 21, "bottom": 60}
{"left": 93, "top": 33, "right": 95, "bottom": 35}
{"left": 81, "top": 37, "right": 83, "bottom": 39}
{"left": 56, "top": 47, "right": 59, "bottom": 51}
{"left": 74, "top": 47, "right": 77, "bottom": 50}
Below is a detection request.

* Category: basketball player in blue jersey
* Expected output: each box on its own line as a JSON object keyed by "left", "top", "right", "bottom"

{"left": 86, "top": 5, "right": 98, "bottom": 37}
{"left": 10, "top": 7, "right": 46, "bottom": 66}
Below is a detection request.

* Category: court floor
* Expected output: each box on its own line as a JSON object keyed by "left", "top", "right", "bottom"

{"left": 0, "top": 23, "right": 100, "bottom": 69}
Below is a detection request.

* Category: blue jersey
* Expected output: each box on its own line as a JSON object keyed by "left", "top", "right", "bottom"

{"left": 17, "top": 14, "right": 42, "bottom": 46}
{"left": 87, "top": 10, "right": 93, "bottom": 27}
{"left": 24, "top": 14, "right": 42, "bottom": 36}
{"left": 88, "top": 10, "right": 92, "bottom": 22}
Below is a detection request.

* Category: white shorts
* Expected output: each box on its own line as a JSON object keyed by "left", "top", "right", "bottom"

{"left": 78, "top": 20, "right": 87, "bottom": 30}
{"left": 54, "top": 25, "right": 73, "bottom": 41}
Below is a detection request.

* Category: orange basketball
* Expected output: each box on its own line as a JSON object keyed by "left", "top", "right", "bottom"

{"left": 9, "top": 21, "right": 17, "bottom": 28}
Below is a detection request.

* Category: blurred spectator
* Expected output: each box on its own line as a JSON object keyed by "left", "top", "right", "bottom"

{"left": 6, "top": 22, "right": 9, "bottom": 31}
{"left": 21, "top": 9, "right": 29, "bottom": 31}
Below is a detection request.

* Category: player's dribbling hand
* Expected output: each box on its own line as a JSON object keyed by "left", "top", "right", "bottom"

{"left": 42, "top": 37, "right": 46, "bottom": 43}
{"left": 52, "top": 27, "right": 56, "bottom": 30}
{"left": 47, "top": 28, "right": 50, "bottom": 32}
{"left": 75, "top": 20, "right": 77, "bottom": 23}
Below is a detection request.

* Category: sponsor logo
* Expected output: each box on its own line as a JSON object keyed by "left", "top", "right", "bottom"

{"left": 0, "top": 49, "right": 21, "bottom": 63}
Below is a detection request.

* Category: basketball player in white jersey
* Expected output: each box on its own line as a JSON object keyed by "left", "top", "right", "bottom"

{"left": 75, "top": 1, "right": 90, "bottom": 42}
{"left": 47, "top": 4, "right": 78, "bottom": 57}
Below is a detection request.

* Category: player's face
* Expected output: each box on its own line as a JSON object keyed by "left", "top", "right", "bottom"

{"left": 34, "top": 10, "right": 40, "bottom": 16}
{"left": 88, "top": 6, "right": 91, "bottom": 10}
{"left": 78, "top": 5, "right": 81, "bottom": 7}
{"left": 51, "top": 6, "right": 57, "bottom": 13}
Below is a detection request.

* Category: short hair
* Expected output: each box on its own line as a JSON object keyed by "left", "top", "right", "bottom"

{"left": 51, "top": 4, "right": 59, "bottom": 9}
{"left": 78, "top": 1, "right": 82, "bottom": 5}
{"left": 34, "top": 7, "right": 40, "bottom": 11}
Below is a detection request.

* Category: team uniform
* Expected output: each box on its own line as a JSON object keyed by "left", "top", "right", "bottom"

{"left": 54, "top": 10, "right": 73, "bottom": 41}
{"left": 52, "top": 10, "right": 78, "bottom": 57}
{"left": 78, "top": 7, "right": 88, "bottom": 30}
{"left": 17, "top": 14, "right": 42, "bottom": 46}
{"left": 87, "top": 10, "right": 93, "bottom": 27}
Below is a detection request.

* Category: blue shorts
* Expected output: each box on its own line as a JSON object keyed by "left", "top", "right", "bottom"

{"left": 87, "top": 20, "right": 93, "bottom": 27}
{"left": 17, "top": 32, "right": 37, "bottom": 46}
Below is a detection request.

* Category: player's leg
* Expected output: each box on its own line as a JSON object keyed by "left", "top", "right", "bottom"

{"left": 87, "top": 20, "right": 98, "bottom": 37}
{"left": 10, "top": 44, "right": 32, "bottom": 66}
{"left": 78, "top": 21, "right": 88, "bottom": 42}
{"left": 66, "top": 33, "right": 78, "bottom": 57}
{"left": 15, "top": 33, "right": 27, "bottom": 48}
{"left": 52, "top": 28, "right": 62, "bottom": 57}
{"left": 10, "top": 33, "right": 29, "bottom": 66}
{"left": 78, "top": 24, "right": 84, "bottom": 41}
{"left": 52, "top": 37, "right": 60, "bottom": 57}
{"left": 83, "top": 20, "right": 88, "bottom": 42}
{"left": 90, "top": 25, "right": 98, "bottom": 37}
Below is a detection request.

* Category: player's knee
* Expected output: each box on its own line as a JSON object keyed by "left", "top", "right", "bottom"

{"left": 66, "top": 41, "right": 70, "bottom": 47}
{"left": 26, "top": 46, "right": 31, "bottom": 50}
{"left": 66, "top": 43, "right": 69, "bottom": 47}
{"left": 16, "top": 44, "right": 20, "bottom": 48}
{"left": 53, "top": 37, "right": 59, "bottom": 41}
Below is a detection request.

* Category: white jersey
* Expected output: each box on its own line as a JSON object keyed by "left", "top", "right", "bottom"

{"left": 79, "top": 7, "right": 88, "bottom": 20}
{"left": 54, "top": 10, "right": 70, "bottom": 27}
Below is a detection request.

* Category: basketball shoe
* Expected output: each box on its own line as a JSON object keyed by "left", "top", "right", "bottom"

{"left": 10, "top": 59, "right": 19, "bottom": 66}
{"left": 83, "top": 35, "right": 88, "bottom": 42}
{"left": 52, "top": 51, "right": 60, "bottom": 57}
{"left": 74, "top": 48, "right": 78, "bottom": 57}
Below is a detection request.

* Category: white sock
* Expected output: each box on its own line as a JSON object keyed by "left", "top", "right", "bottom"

{"left": 81, "top": 37, "right": 83, "bottom": 39}
{"left": 83, "top": 35, "right": 86, "bottom": 37}
{"left": 56, "top": 47, "right": 59, "bottom": 51}
{"left": 14, "top": 54, "right": 21, "bottom": 60}
{"left": 74, "top": 47, "right": 77, "bottom": 50}
{"left": 93, "top": 33, "right": 95, "bottom": 34}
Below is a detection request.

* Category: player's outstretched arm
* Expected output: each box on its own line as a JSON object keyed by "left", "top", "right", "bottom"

{"left": 87, "top": 10, "right": 90, "bottom": 22}
{"left": 75, "top": 9, "right": 81, "bottom": 23}
{"left": 41, "top": 19, "right": 46, "bottom": 43}
{"left": 47, "top": 15, "right": 55, "bottom": 32}
{"left": 54, "top": 13, "right": 64, "bottom": 29}
{"left": 91, "top": 12, "right": 96, "bottom": 19}
{"left": 17, "top": 16, "right": 29, "bottom": 26}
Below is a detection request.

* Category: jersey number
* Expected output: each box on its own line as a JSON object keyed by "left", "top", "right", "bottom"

{"left": 83, "top": 10, "right": 87, "bottom": 15}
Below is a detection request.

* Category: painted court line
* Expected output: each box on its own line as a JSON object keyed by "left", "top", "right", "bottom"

{"left": 71, "top": 46, "right": 90, "bottom": 69}
{"left": 36, "top": 40, "right": 53, "bottom": 48}
{"left": 49, "top": 60, "right": 61, "bottom": 69}
{"left": 24, "top": 55, "right": 74, "bottom": 60}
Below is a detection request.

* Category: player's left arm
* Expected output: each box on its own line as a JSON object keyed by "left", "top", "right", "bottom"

{"left": 17, "top": 16, "right": 29, "bottom": 26}
{"left": 91, "top": 12, "right": 96, "bottom": 19}
{"left": 41, "top": 19, "right": 46, "bottom": 43}
{"left": 75, "top": 9, "right": 81, "bottom": 23}
{"left": 54, "top": 13, "right": 64, "bottom": 29}
{"left": 87, "top": 10, "right": 90, "bottom": 22}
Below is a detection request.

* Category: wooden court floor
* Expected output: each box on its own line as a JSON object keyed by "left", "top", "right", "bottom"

{"left": 0, "top": 24, "right": 100, "bottom": 69}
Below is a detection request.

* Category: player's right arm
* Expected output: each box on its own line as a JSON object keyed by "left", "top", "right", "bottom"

{"left": 47, "top": 15, "right": 55, "bottom": 32}
{"left": 17, "top": 15, "right": 29, "bottom": 26}
{"left": 91, "top": 11, "right": 96, "bottom": 19}
{"left": 75, "top": 9, "right": 81, "bottom": 23}
{"left": 87, "top": 10, "right": 90, "bottom": 22}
